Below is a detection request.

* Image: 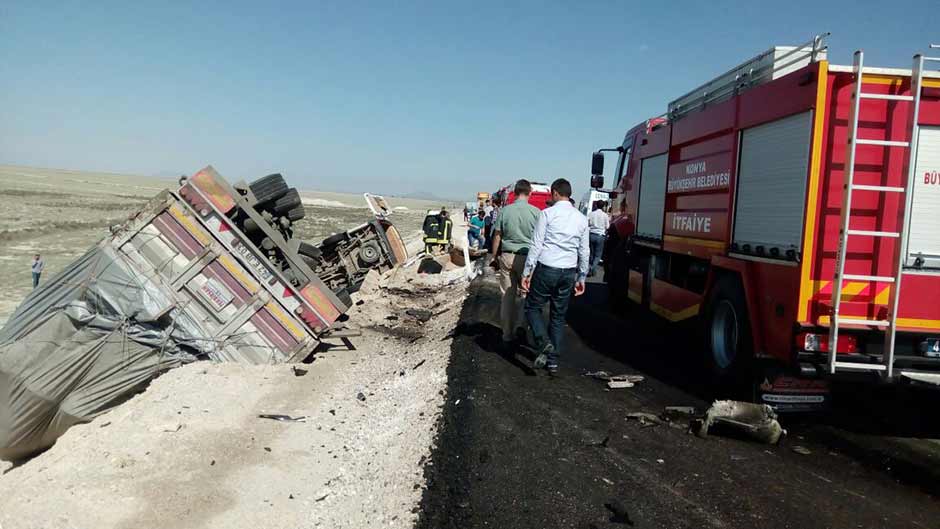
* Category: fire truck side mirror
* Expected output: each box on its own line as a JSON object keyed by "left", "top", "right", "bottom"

{"left": 590, "top": 175, "right": 604, "bottom": 189}
{"left": 591, "top": 152, "right": 605, "bottom": 176}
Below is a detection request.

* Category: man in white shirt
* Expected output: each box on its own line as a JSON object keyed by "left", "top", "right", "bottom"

{"left": 587, "top": 200, "right": 610, "bottom": 277}
{"left": 520, "top": 178, "right": 590, "bottom": 375}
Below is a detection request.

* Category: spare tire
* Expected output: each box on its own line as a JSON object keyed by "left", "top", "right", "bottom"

{"left": 273, "top": 188, "right": 302, "bottom": 215}
{"left": 298, "top": 241, "right": 322, "bottom": 260}
{"left": 250, "top": 174, "right": 288, "bottom": 204}
{"left": 284, "top": 205, "right": 306, "bottom": 222}
{"left": 359, "top": 240, "right": 381, "bottom": 265}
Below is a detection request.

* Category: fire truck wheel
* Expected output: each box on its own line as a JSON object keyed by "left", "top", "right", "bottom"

{"left": 249, "top": 173, "right": 289, "bottom": 204}
{"left": 704, "top": 275, "right": 753, "bottom": 379}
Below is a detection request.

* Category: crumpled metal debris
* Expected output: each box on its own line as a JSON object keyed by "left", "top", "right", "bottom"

{"left": 696, "top": 400, "right": 785, "bottom": 444}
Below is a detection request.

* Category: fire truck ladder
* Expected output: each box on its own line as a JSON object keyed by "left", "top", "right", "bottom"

{"left": 829, "top": 49, "right": 933, "bottom": 376}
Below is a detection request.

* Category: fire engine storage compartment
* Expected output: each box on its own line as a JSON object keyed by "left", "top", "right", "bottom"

{"left": 636, "top": 153, "right": 668, "bottom": 239}
{"left": 733, "top": 110, "right": 813, "bottom": 256}
{"left": 909, "top": 125, "right": 940, "bottom": 268}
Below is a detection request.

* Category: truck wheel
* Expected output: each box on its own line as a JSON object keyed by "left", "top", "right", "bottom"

{"left": 250, "top": 174, "right": 289, "bottom": 204}
{"left": 321, "top": 232, "right": 347, "bottom": 247}
{"left": 298, "top": 241, "right": 322, "bottom": 260}
{"left": 359, "top": 241, "right": 381, "bottom": 266}
{"left": 703, "top": 275, "right": 753, "bottom": 379}
{"left": 284, "top": 205, "right": 306, "bottom": 222}
{"left": 273, "top": 188, "right": 302, "bottom": 214}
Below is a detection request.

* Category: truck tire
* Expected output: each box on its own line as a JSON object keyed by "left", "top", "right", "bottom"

{"left": 359, "top": 241, "right": 381, "bottom": 266}
{"left": 298, "top": 241, "right": 322, "bottom": 260}
{"left": 703, "top": 275, "right": 753, "bottom": 381}
{"left": 250, "top": 174, "right": 289, "bottom": 204}
{"left": 271, "top": 188, "right": 301, "bottom": 214}
{"left": 333, "top": 287, "right": 353, "bottom": 308}
{"left": 284, "top": 205, "right": 305, "bottom": 222}
{"left": 321, "top": 232, "right": 347, "bottom": 248}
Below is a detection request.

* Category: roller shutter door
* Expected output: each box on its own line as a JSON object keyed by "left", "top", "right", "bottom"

{"left": 636, "top": 153, "right": 667, "bottom": 238}
{"left": 907, "top": 126, "right": 940, "bottom": 268}
{"left": 734, "top": 111, "right": 812, "bottom": 252}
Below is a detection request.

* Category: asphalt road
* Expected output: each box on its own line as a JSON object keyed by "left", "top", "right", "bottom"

{"left": 416, "top": 274, "right": 940, "bottom": 529}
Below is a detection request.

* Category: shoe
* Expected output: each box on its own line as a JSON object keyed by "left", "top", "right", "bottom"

{"left": 533, "top": 342, "right": 553, "bottom": 369}
{"left": 547, "top": 364, "right": 559, "bottom": 376}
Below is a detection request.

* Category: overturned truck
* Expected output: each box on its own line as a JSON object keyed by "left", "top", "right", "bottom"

{"left": 0, "top": 166, "right": 406, "bottom": 460}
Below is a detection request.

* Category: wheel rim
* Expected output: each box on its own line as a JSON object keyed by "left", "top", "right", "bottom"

{"left": 710, "top": 299, "right": 738, "bottom": 370}
{"left": 361, "top": 244, "right": 379, "bottom": 263}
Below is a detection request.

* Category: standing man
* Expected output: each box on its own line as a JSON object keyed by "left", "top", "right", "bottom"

{"left": 587, "top": 200, "right": 609, "bottom": 276}
{"left": 491, "top": 179, "right": 540, "bottom": 351}
{"left": 31, "top": 253, "right": 44, "bottom": 288}
{"left": 468, "top": 209, "right": 486, "bottom": 249}
{"left": 521, "top": 179, "right": 589, "bottom": 375}
{"left": 482, "top": 199, "right": 495, "bottom": 250}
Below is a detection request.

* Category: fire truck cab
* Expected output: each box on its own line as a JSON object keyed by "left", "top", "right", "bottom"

{"left": 593, "top": 35, "right": 940, "bottom": 400}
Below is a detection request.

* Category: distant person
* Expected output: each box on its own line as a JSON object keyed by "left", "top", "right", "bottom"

{"left": 483, "top": 200, "right": 495, "bottom": 250}
{"left": 463, "top": 205, "right": 470, "bottom": 222}
{"left": 468, "top": 210, "right": 486, "bottom": 249}
{"left": 31, "top": 253, "right": 44, "bottom": 288}
{"left": 491, "top": 179, "right": 540, "bottom": 351}
{"left": 521, "top": 178, "right": 589, "bottom": 376}
{"left": 587, "top": 200, "right": 610, "bottom": 276}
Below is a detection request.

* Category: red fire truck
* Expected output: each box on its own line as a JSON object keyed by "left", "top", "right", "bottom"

{"left": 493, "top": 182, "right": 553, "bottom": 210}
{"left": 592, "top": 35, "right": 940, "bottom": 401}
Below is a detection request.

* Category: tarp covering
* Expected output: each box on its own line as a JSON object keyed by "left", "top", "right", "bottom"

{"left": 0, "top": 245, "right": 206, "bottom": 461}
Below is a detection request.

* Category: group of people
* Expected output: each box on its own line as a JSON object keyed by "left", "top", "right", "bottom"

{"left": 486, "top": 178, "right": 606, "bottom": 376}
{"left": 467, "top": 199, "right": 496, "bottom": 251}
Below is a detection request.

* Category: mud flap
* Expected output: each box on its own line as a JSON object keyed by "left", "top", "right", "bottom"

{"left": 756, "top": 365, "right": 830, "bottom": 412}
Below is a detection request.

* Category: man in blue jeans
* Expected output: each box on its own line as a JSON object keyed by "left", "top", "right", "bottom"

{"left": 521, "top": 178, "right": 589, "bottom": 376}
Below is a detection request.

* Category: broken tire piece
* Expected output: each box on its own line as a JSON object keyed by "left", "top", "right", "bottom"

{"left": 697, "top": 400, "right": 785, "bottom": 444}
{"left": 249, "top": 173, "right": 289, "bottom": 204}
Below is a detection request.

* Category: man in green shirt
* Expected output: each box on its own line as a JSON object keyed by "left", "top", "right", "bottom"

{"left": 491, "top": 179, "right": 541, "bottom": 350}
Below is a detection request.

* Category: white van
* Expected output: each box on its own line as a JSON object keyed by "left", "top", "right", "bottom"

{"left": 578, "top": 189, "right": 610, "bottom": 216}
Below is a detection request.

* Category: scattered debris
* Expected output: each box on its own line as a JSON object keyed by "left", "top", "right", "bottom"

{"left": 405, "top": 308, "right": 433, "bottom": 322}
{"left": 315, "top": 490, "right": 330, "bottom": 502}
{"left": 291, "top": 366, "right": 308, "bottom": 377}
{"left": 604, "top": 499, "right": 635, "bottom": 526}
{"left": 356, "top": 392, "right": 367, "bottom": 402}
{"left": 625, "top": 412, "right": 663, "bottom": 427}
{"left": 413, "top": 359, "right": 427, "bottom": 370}
{"left": 417, "top": 257, "right": 443, "bottom": 274}
{"left": 607, "top": 380, "right": 635, "bottom": 389}
{"left": 263, "top": 447, "right": 272, "bottom": 452}
{"left": 585, "top": 371, "right": 645, "bottom": 384}
{"left": 258, "top": 414, "right": 308, "bottom": 423}
{"left": 150, "top": 422, "right": 182, "bottom": 433}
{"left": 601, "top": 477, "right": 614, "bottom": 485}
{"left": 696, "top": 400, "right": 785, "bottom": 444}
{"left": 656, "top": 458, "right": 665, "bottom": 464}
{"left": 99, "top": 421, "right": 111, "bottom": 428}
{"left": 792, "top": 445, "right": 812, "bottom": 455}
{"left": 663, "top": 406, "right": 696, "bottom": 415}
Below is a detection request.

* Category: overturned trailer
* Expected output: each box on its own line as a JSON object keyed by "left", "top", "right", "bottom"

{"left": 0, "top": 166, "right": 406, "bottom": 460}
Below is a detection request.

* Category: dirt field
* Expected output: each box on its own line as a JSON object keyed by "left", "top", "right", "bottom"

{"left": 0, "top": 250, "right": 468, "bottom": 529}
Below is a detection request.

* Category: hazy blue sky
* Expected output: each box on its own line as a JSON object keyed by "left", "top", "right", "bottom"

{"left": 1, "top": 1, "right": 936, "bottom": 199}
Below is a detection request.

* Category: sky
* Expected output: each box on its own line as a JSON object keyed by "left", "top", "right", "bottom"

{"left": 1, "top": 0, "right": 937, "bottom": 200}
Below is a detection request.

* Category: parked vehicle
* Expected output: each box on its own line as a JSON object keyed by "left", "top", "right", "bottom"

{"left": 493, "top": 182, "right": 553, "bottom": 210}
{"left": 591, "top": 35, "right": 940, "bottom": 404}
{"left": 578, "top": 189, "right": 610, "bottom": 216}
